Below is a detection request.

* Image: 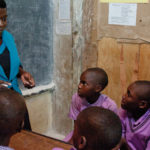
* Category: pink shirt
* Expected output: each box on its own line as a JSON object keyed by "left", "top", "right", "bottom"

{"left": 64, "top": 93, "right": 117, "bottom": 142}
{"left": 119, "top": 108, "right": 150, "bottom": 150}
{"left": 69, "top": 93, "right": 118, "bottom": 120}
{"left": 0, "top": 146, "right": 14, "bottom": 150}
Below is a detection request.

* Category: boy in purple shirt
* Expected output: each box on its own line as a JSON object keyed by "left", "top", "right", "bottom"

{"left": 53, "top": 107, "right": 122, "bottom": 150}
{"left": 72, "top": 107, "right": 122, "bottom": 150}
{"left": 65, "top": 67, "right": 117, "bottom": 142}
{"left": 119, "top": 80, "right": 150, "bottom": 150}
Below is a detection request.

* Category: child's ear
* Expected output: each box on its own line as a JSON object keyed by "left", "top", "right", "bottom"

{"left": 95, "top": 84, "right": 102, "bottom": 93}
{"left": 78, "top": 136, "right": 87, "bottom": 149}
{"left": 139, "top": 100, "right": 148, "bottom": 109}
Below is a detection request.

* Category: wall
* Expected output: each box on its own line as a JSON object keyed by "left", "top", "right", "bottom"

{"left": 22, "top": 0, "right": 73, "bottom": 139}
{"left": 23, "top": 0, "right": 85, "bottom": 138}
{"left": 74, "top": 0, "right": 150, "bottom": 106}
{"left": 72, "top": 0, "right": 99, "bottom": 94}
{"left": 25, "top": 91, "right": 52, "bottom": 134}
{"left": 22, "top": 0, "right": 150, "bottom": 138}
{"left": 52, "top": 0, "right": 73, "bottom": 136}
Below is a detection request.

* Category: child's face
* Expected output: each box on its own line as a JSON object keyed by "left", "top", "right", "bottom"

{"left": 121, "top": 83, "right": 140, "bottom": 112}
{"left": 0, "top": 8, "right": 7, "bottom": 37}
{"left": 78, "top": 71, "right": 99, "bottom": 100}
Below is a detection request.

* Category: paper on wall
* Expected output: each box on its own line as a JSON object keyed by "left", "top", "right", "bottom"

{"left": 108, "top": 3, "right": 137, "bottom": 26}
{"left": 100, "top": 0, "right": 148, "bottom": 3}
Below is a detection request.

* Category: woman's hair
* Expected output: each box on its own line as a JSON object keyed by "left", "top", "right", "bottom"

{"left": 0, "top": 0, "right": 6, "bottom": 8}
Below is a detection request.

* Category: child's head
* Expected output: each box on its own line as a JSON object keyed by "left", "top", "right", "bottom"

{"left": 72, "top": 106, "right": 122, "bottom": 150}
{"left": 0, "top": 0, "right": 7, "bottom": 37}
{"left": 121, "top": 80, "right": 150, "bottom": 113}
{"left": 78, "top": 67, "right": 108, "bottom": 102}
{"left": 0, "top": 87, "right": 26, "bottom": 145}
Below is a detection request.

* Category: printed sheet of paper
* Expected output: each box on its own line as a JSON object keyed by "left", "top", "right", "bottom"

{"left": 100, "top": 0, "right": 148, "bottom": 3}
{"left": 108, "top": 3, "right": 137, "bottom": 26}
{"left": 59, "top": 0, "right": 70, "bottom": 20}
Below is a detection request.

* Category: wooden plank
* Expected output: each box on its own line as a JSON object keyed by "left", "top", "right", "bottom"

{"left": 123, "top": 43, "right": 140, "bottom": 87}
{"left": 97, "top": 38, "right": 140, "bottom": 106}
{"left": 82, "top": 0, "right": 98, "bottom": 71}
{"left": 139, "top": 44, "right": 150, "bottom": 80}
{"left": 9, "top": 130, "right": 72, "bottom": 150}
{"left": 97, "top": 38, "right": 121, "bottom": 106}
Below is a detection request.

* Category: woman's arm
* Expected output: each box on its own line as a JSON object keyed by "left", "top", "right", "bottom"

{"left": 19, "top": 67, "right": 35, "bottom": 88}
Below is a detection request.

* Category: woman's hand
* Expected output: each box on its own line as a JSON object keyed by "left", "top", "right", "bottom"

{"left": 19, "top": 68, "right": 35, "bottom": 88}
{"left": 0, "top": 80, "right": 11, "bottom": 87}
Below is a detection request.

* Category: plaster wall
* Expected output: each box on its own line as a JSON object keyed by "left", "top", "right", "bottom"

{"left": 52, "top": 0, "right": 73, "bottom": 136}
{"left": 72, "top": 0, "right": 84, "bottom": 92}
{"left": 25, "top": 91, "right": 52, "bottom": 134}
{"left": 23, "top": 0, "right": 85, "bottom": 139}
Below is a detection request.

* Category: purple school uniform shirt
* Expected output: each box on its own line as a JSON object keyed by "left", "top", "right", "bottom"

{"left": 0, "top": 146, "right": 14, "bottom": 150}
{"left": 69, "top": 92, "right": 118, "bottom": 120}
{"left": 119, "top": 108, "right": 150, "bottom": 150}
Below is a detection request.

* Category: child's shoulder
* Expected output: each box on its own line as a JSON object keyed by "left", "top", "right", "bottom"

{"left": 72, "top": 92, "right": 80, "bottom": 100}
{"left": 72, "top": 92, "right": 84, "bottom": 103}
{"left": 100, "top": 94, "right": 116, "bottom": 105}
{"left": 99, "top": 94, "right": 118, "bottom": 113}
{"left": 118, "top": 108, "right": 128, "bottom": 119}
{"left": 72, "top": 92, "right": 78, "bottom": 97}
{"left": 100, "top": 93, "right": 112, "bottom": 99}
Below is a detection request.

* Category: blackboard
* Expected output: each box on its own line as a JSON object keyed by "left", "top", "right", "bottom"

{"left": 5, "top": 0, "right": 53, "bottom": 88}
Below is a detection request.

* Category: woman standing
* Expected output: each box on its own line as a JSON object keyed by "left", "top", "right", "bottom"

{"left": 0, "top": 0, "right": 35, "bottom": 93}
{"left": 0, "top": 0, "right": 35, "bottom": 130}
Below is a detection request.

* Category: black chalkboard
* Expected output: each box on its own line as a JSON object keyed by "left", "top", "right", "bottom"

{"left": 5, "top": 0, "right": 53, "bottom": 88}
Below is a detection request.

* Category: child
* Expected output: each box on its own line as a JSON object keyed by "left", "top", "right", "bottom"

{"left": 0, "top": 87, "right": 26, "bottom": 150}
{"left": 0, "top": 0, "right": 35, "bottom": 94}
{"left": 119, "top": 80, "right": 150, "bottom": 150}
{"left": 64, "top": 67, "right": 117, "bottom": 142}
{"left": 72, "top": 106, "right": 122, "bottom": 150}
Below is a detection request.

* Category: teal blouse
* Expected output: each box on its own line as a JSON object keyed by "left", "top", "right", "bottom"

{"left": 0, "top": 30, "right": 22, "bottom": 94}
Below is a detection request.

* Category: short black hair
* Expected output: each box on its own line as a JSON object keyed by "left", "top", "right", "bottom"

{"left": 76, "top": 107, "right": 122, "bottom": 150}
{"left": 0, "top": 0, "right": 6, "bottom": 8}
{"left": 133, "top": 80, "right": 150, "bottom": 104}
{"left": 86, "top": 67, "right": 108, "bottom": 90}
{"left": 0, "top": 88, "right": 26, "bottom": 135}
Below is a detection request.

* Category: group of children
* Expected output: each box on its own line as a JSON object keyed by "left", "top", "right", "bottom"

{"left": 0, "top": 86, "right": 122, "bottom": 150}
{"left": 0, "top": 67, "right": 150, "bottom": 150}
{"left": 65, "top": 67, "right": 150, "bottom": 150}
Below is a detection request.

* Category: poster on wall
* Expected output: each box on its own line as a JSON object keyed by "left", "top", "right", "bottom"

{"left": 100, "top": 0, "right": 148, "bottom": 3}
{"left": 108, "top": 3, "right": 137, "bottom": 26}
